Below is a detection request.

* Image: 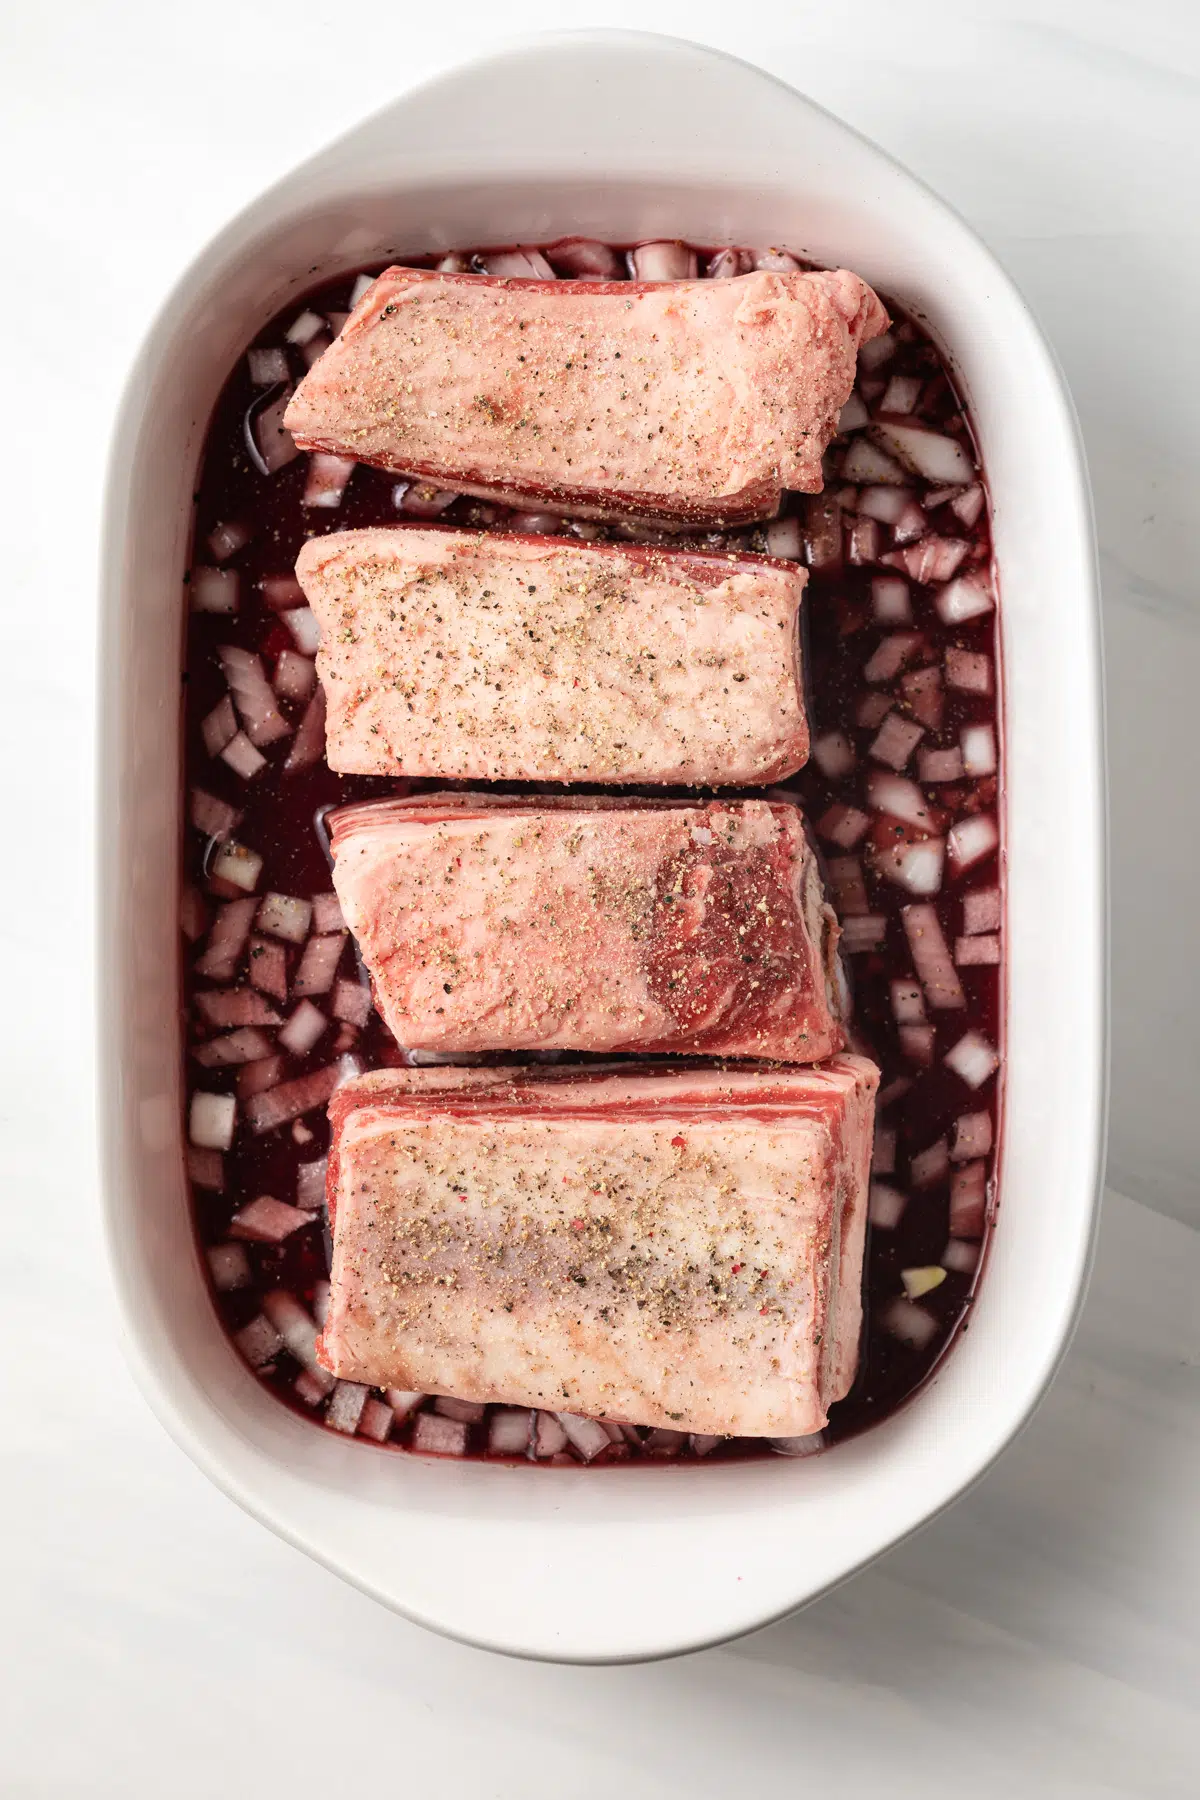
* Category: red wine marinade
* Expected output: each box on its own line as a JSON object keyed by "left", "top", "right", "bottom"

{"left": 182, "top": 246, "right": 1001, "bottom": 1463}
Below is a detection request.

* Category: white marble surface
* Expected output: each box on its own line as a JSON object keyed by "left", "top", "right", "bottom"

{"left": 3, "top": 1, "right": 1199, "bottom": 1792}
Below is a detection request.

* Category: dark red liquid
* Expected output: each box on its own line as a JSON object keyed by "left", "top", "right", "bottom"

{"left": 183, "top": 248, "right": 1001, "bottom": 1462}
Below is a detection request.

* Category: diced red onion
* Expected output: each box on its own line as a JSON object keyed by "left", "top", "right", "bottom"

{"left": 948, "top": 813, "right": 999, "bottom": 875}
{"left": 293, "top": 1120, "right": 314, "bottom": 1146}
{"left": 856, "top": 693, "right": 893, "bottom": 731}
{"left": 186, "top": 1145, "right": 224, "bottom": 1191}
{"left": 950, "top": 484, "right": 985, "bottom": 527}
{"left": 247, "top": 347, "right": 288, "bottom": 387}
{"left": 218, "top": 644, "right": 291, "bottom": 748}
{"left": 883, "top": 1298, "right": 938, "bottom": 1349}
{"left": 247, "top": 934, "right": 287, "bottom": 1000}
{"left": 630, "top": 241, "right": 697, "bottom": 281}
{"left": 945, "top": 1031, "right": 999, "bottom": 1089}
{"left": 842, "top": 438, "right": 906, "bottom": 485}
{"left": 508, "top": 511, "right": 563, "bottom": 534}
{"left": 273, "top": 650, "right": 316, "bottom": 704}
{"left": 872, "top": 836, "right": 945, "bottom": 896}
{"left": 230, "top": 1195, "right": 310, "bottom": 1243}
{"left": 294, "top": 1370, "right": 329, "bottom": 1407}
{"left": 394, "top": 481, "right": 460, "bottom": 518}
{"left": 879, "top": 375, "right": 922, "bottom": 414}
{"left": 235, "top": 1316, "right": 283, "bottom": 1369}
{"left": 803, "top": 494, "right": 844, "bottom": 570}
{"left": 191, "top": 567, "right": 239, "bottom": 615}
{"left": 847, "top": 515, "right": 881, "bottom": 566}
{"left": 280, "top": 607, "right": 321, "bottom": 655}
{"left": 260, "top": 574, "right": 305, "bottom": 612}
{"left": 858, "top": 333, "right": 896, "bottom": 372}
{"left": 237, "top": 1054, "right": 285, "bottom": 1099}
{"left": 326, "top": 1380, "right": 370, "bottom": 1435}
{"left": 949, "top": 1160, "right": 988, "bottom": 1236}
{"left": 865, "top": 581, "right": 910, "bottom": 632}
{"left": 901, "top": 901, "right": 965, "bottom": 1009}
{"left": 872, "top": 1126, "right": 897, "bottom": 1175}
{"left": 246, "top": 1063, "right": 340, "bottom": 1134}
{"left": 818, "top": 804, "right": 870, "bottom": 849}
{"left": 292, "top": 933, "right": 346, "bottom": 998}
{"left": 910, "top": 1138, "right": 949, "bottom": 1187}
{"left": 201, "top": 696, "right": 238, "bottom": 758}
{"left": 434, "top": 1395, "right": 486, "bottom": 1425}
{"left": 869, "top": 1182, "right": 907, "bottom": 1229}
{"left": 962, "top": 886, "right": 1001, "bottom": 935}
{"left": 946, "top": 645, "right": 993, "bottom": 693}
{"left": 766, "top": 517, "right": 802, "bottom": 559}
{"left": 358, "top": 1398, "right": 395, "bottom": 1443}
{"left": 556, "top": 1413, "right": 611, "bottom": 1462}
{"left": 769, "top": 1432, "right": 824, "bottom": 1456}
{"left": 753, "top": 247, "right": 801, "bottom": 272}
{"left": 870, "top": 421, "right": 974, "bottom": 484}
{"left": 220, "top": 731, "right": 267, "bottom": 780}
{"left": 811, "top": 730, "right": 855, "bottom": 780}
{"left": 385, "top": 1388, "right": 425, "bottom": 1421}
{"left": 300, "top": 331, "right": 332, "bottom": 368}
{"left": 261, "top": 1290, "right": 330, "bottom": 1380}
{"left": 840, "top": 914, "right": 887, "bottom": 953}
{"left": 207, "top": 520, "right": 251, "bottom": 563}
{"left": 296, "top": 1157, "right": 328, "bottom": 1211}
{"left": 865, "top": 769, "right": 936, "bottom": 830}
{"left": 936, "top": 576, "right": 994, "bottom": 626}
{"left": 863, "top": 632, "right": 922, "bottom": 684}
{"left": 690, "top": 1434, "right": 723, "bottom": 1456}
{"left": 890, "top": 978, "right": 926, "bottom": 1024}
{"left": 644, "top": 1428, "right": 686, "bottom": 1456}
{"left": 332, "top": 977, "right": 372, "bottom": 1027}
{"left": 955, "top": 933, "right": 1000, "bottom": 966}
{"left": 302, "top": 453, "right": 356, "bottom": 509}
{"left": 827, "top": 855, "right": 869, "bottom": 917}
{"left": 283, "top": 686, "right": 327, "bottom": 774}
{"left": 349, "top": 272, "right": 378, "bottom": 305}
{"left": 545, "top": 238, "right": 624, "bottom": 278}
{"left": 189, "top": 1091, "right": 236, "bottom": 1151}
{"left": 917, "top": 748, "right": 962, "bottom": 784}
{"left": 884, "top": 535, "right": 970, "bottom": 585}
{"left": 192, "top": 1026, "right": 274, "bottom": 1068}
{"left": 898, "top": 666, "right": 943, "bottom": 732}
{"left": 253, "top": 390, "right": 299, "bottom": 474}
{"left": 412, "top": 1411, "right": 469, "bottom": 1456}
{"left": 279, "top": 999, "right": 327, "bottom": 1057}
{"left": 256, "top": 892, "right": 312, "bottom": 944}
{"left": 180, "top": 885, "right": 209, "bottom": 943}
{"left": 286, "top": 310, "right": 325, "bottom": 346}
{"left": 206, "top": 1242, "right": 250, "bottom": 1292}
{"left": 310, "top": 892, "right": 345, "bottom": 934}
{"left": 890, "top": 503, "right": 929, "bottom": 547}
{"left": 951, "top": 1111, "right": 993, "bottom": 1163}
{"left": 483, "top": 248, "right": 556, "bottom": 278}
{"left": 195, "top": 897, "right": 257, "bottom": 980}
{"left": 858, "top": 487, "right": 911, "bottom": 526}
{"left": 941, "top": 1238, "right": 979, "bottom": 1274}
{"left": 837, "top": 393, "right": 870, "bottom": 434}
{"left": 870, "top": 713, "right": 924, "bottom": 771}
{"left": 332, "top": 1023, "right": 358, "bottom": 1054}
{"left": 961, "top": 722, "right": 997, "bottom": 777}
{"left": 705, "top": 247, "right": 750, "bottom": 279}
{"left": 899, "top": 1023, "right": 936, "bottom": 1065}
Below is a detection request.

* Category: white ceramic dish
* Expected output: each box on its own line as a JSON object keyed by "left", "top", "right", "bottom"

{"left": 98, "top": 31, "right": 1107, "bottom": 1663}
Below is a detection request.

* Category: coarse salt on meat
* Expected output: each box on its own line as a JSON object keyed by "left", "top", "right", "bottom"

{"left": 294, "top": 526, "right": 810, "bottom": 785}
{"left": 316, "top": 1057, "right": 879, "bottom": 1437}
{"left": 328, "top": 792, "right": 845, "bottom": 1061}
{"left": 283, "top": 267, "right": 888, "bottom": 525}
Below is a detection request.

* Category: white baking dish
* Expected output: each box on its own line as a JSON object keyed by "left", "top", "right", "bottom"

{"left": 98, "top": 31, "right": 1106, "bottom": 1663}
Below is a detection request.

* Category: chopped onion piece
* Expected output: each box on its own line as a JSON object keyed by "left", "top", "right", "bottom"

{"left": 951, "top": 484, "right": 985, "bottom": 527}
{"left": 919, "top": 747, "right": 963, "bottom": 783}
{"left": 195, "top": 897, "right": 257, "bottom": 980}
{"left": 856, "top": 692, "right": 893, "bottom": 730}
{"left": 186, "top": 1145, "right": 224, "bottom": 1191}
{"left": 644, "top": 1428, "right": 686, "bottom": 1456}
{"left": 302, "top": 453, "right": 356, "bottom": 509}
{"left": 872, "top": 837, "right": 944, "bottom": 896}
{"left": 858, "top": 486, "right": 911, "bottom": 526}
{"left": 884, "top": 1298, "right": 938, "bottom": 1349}
{"left": 358, "top": 1398, "right": 395, "bottom": 1443}
{"left": 901, "top": 1265, "right": 946, "bottom": 1300}
{"left": 901, "top": 902, "right": 965, "bottom": 1009}
{"left": 858, "top": 332, "right": 895, "bottom": 372}
{"left": 866, "top": 769, "right": 936, "bottom": 829}
{"left": 869, "top": 713, "right": 924, "bottom": 771}
{"left": 310, "top": 892, "right": 345, "bottom": 934}
{"left": 332, "top": 978, "right": 372, "bottom": 1027}
{"left": 482, "top": 247, "right": 556, "bottom": 278}
{"left": 247, "top": 934, "right": 287, "bottom": 999}
{"left": 219, "top": 644, "right": 291, "bottom": 747}
{"left": 412, "top": 1412, "right": 469, "bottom": 1456}
{"left": 508, "top": 511, "right": 563, "bottom": 535}
{"left": 879, "top": 375, "right": 922, "bottom": 414}
{"left": 837, "top": 392, "right": 870, "bottom": 434}
{"left": 942, "top": 1237, "right": 979, "bottom": 1274}
{"left": 435, "top": 1395, "right": 486, "bottom": 1424}
{"left": 236, "top": 1316, "right": 283, "bottom": 1369}
{"left": 296, "top": 1157, "right": 328, "bottom": 1210}
{"left": 246, "top": 1064, "right": 340, "bottom": 1134}
{"left": 883, "top": 535, "right": 970, "bottom": 585}
{"left": 827, "top": 855, "right": 869, "bottom": 917}
{"left": 630, "top": 241, "right": 697, "bottom": 281}
{"left": 890, "top": 502, "right": 929, "bottom": 547}
{"left": 286, "top": 309, "right": 325, "bottom": 346}
{"left": 847, "top": 515, "right": 881, "bottom": 566}
{"left": 261, "top": 1290, "right": 329, "bottom": 1378}
{"left": 191, "top": 567, "right": 239, "bottom": 614}
{"left": 192, "top": 1026, "right": 274, "bottom": 1068}
{"left": 769, "top": 1432, "right": 824, "bottom": 1456}
{"left": 260, "top": 574, "right": 305, "bottom": 612}
{"left": 842, "top": 438, "right": 906, "bottom": 485}
{"left": 283, "top": 687, "right": 326, "bottom": 775}
{"left": 753, "top": 246, "right": 801, "bottom": 271}
{"left": 279, "top": 999, "right": 327, "bottom": 1056}
{"left": 190, "top": 1091, "right": 236, "bottom": 1151}
{"left": 766, "top": 516, "right": 802, "bottom": 559}
{"left": 207, "top": 1243, "right": 251, "bottom": 1292}
{"left": 818, "top": 804, "right": 870, "bottom": 849}
{"left": 280, "top": 607, "right": 321, "bottom": 655}
{"left": 956, "top": 933, "right": 1000, "bottom": 966}
{"left": 546, "top": 238, "right": 624, "bottom": 278}
{"left": 863, "top": 631, "right": 922, "bottom": 684}
{"left": 385, "top": 1389, "right": 424, "bottom": 1421}
{"left": 205, "top": 835, "right": 261, "bottom": 896}
{"left": 256, "top": 892, "right": 312, "bottom": 944}
{"left": 945, "top": 1032, "right": 999, "bottom": 1089}
{"left": 961, "top": 722, "right": 997, "bottom": 776}
{"left": 870, "top": 421, "right": 974, "bottom": 484}
{"left": 899, "top": 1023, "right": 936, "bottom": 1065}
{"left": 273, "top": 649, "right": 316, "bottom": 703}
{"left": 292, "top": 934, "right": 345, "bottom": 998}
{"left": 952, "top": 1111, "right": 993, "bottom": 1162}
{"left": 300, "top": 331, "right": 332, "bottom": 368}
{"left": 950, "top": 1160, "right": 988, "bottom": 1237}
{"left": 890, "top": 978, "right": 926, "bottom": 1024}
{"left": 230, "top": 1195, "right": 310, "bottom": 1243}
{"left": 963, "top": 887, "right": 1001, "bottom": 935}
{"left": 840, "top": 914, "right": 887, "bottom": 953}
{"left": 872, "top": 1127, "right": 896, "bottom": 1175}
{"left": 326, "top": 1381, "right": 370, "bottom": 1435}
{"left": 556, "top": 1413, "right": 611, "bottom": 1462}
{"left": 237, "top": 1054, "right": 285, "bottom": 1099}
{"left": 253, "top": 390, "right": 299, "bottom": 474}
{"left": 803, "top": 494, "right": 843, "bottom": 569}
{"left": 936, "top": 576, "right": 994, "bottom": 626}
{"left": 811, "top": 730, "right": 855, "bottom": 780}
{"left": 394, "top": 481, "right": 460, "bottom": 518}
{"left": 948, "top": 813, "right": 999, "bottom": 875}
{"left": 201, "top": 696, "right": 238, "bottom": 757}
{"left": 180, "top": 886, "right": 209, "bottom": 943}
{"left": 248, "top": 347, "right": 288, "bottom": 387}
{"left": 207, "top": 520, "right": 251, "bottom": 563}
{"left": 706, "top": 247, "right": 752, "bottom": 279}
{"left": 945, "top": 647, "right": 992, "bottom": 693}
{"left": 690, "top": 1434, "right": 723, "bottom": 1456}
{"left": 349, "top": 272, "right": 377, "bottom": 305}
{"left": 294, "top": 1370, "right": 328, "bottom": 1407}
{"left": 910, "top": 1138, "right": 949, "bottom": 1187}
{"left": 869, "top": 1182, "right": 907, "bottom": 1229}
{"left": 220, "top": 731, "right": 267, "bottom": 780}
{"left": 900, "top": 664, "right": 944, "bottom": 730}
